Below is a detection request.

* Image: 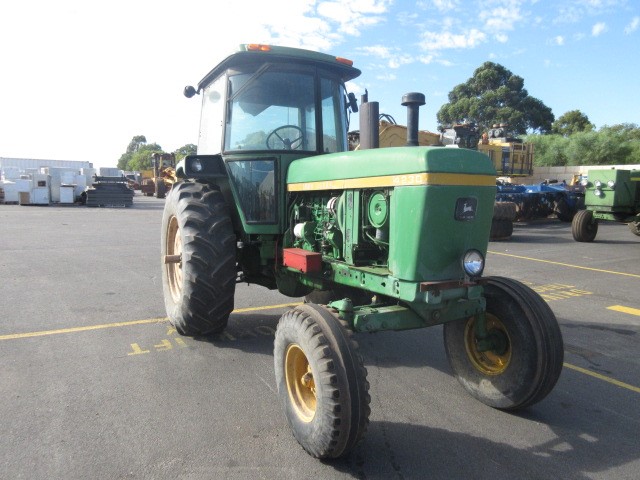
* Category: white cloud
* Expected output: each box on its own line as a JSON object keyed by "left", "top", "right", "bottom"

{"left": 430, "top": 0, "right": 461, "bottom": 13}
{"left": 625, "top": 17, "right": 640, "bottom": 34}
{"left": 592, "top": 22, "right": 607, "bottom": 36}
{"left": 420, "top": 29, "right": 487, "bottom": 51}
{"left": 496, "top": 33, "right": 508, "bottom": 43}
{"left": 479, "top": 1, "right": 523, "bottom": 31}
{"left": 376, "top": 73, "right": 397, "bottom": 81}
{"left": 388, "top": 55, "right": 414, "bottom": 69}
{"left": 317, "top": 0, "right": 392, "bottom": 36}
{"left": 358, "top": 45, "right": 393, "bottom": 58}
{"left": 553, "top": 35, "right": 565, "bottom": 45}
{"left": 357, "top": 45, "right": 414, "bottom": 68}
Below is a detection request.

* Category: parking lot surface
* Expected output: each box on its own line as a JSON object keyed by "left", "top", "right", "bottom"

{"left": 1, "top": 196, "right": 638, "bottom": 479}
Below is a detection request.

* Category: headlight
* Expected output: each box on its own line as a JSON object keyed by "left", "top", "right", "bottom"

{"left": 594, "top": 189, "right": 602, "bottom": 197}
{"left": 191, "top": 159, "right": 203, "bottom": 172}
{"left": 462, "top": 250, "right": 484, "bottom": 277}
{"left": 580, "top": 178, "right": 589, "bottom": 186}
{"left": 607, "top": 180, "right": 615, "bottom": 188}
{"left": 594, "top": 180, "right": 602, "bottom": 188}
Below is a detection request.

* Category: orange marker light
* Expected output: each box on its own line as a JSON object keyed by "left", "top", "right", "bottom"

{"left": 247, "top": 44, "right": 272, "bottom": 52}
{"left": 336, "top": 57, "right": 354, "bottom": 66}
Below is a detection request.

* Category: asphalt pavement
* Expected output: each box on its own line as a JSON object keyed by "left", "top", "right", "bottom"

{"left": 1, "top": 195, "right": 638, "bottom": 479}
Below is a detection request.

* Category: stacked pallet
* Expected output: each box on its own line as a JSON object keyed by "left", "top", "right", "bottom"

{"left": 84, "top": 176, "right": 134, "bottom": 207}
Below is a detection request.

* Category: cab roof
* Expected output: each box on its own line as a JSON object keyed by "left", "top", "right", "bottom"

{"left": 196, "top": 44, "right": 361, "bottom": 92}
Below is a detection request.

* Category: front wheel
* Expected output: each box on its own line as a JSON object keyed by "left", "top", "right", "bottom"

{"left": 274, "top": 304, "right": 370, "bottom": 459}
{"left": 572, "top": 209, "right": 598, "bottom": 242}
{"left": 629, "top": 220, "right": 640, "bottom": 237}
{"left": 443, "top": 276, "right": 564, "bottom": 410}
{"left": 161, "top": 181, "right": 237, "bottom": 336}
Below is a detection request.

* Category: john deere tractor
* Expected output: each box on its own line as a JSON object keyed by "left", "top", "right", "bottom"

{"left": 572, "top": 168, "right": 640, "bottom": 242}
{"left": 161, "top": 44, "right": 564, "bottom": 459}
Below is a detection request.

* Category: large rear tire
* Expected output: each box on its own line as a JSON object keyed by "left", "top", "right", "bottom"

{"left": 572, "top": 209, "right": 598, "bottom": 242}
{"left": 443, "top": 276, "right": 564, "bottom": 410}
{"left": 161, "top": 181, "right": 236, "bottom": 336}
{"left": 274, "top": 304, "right": 370, "bottom": 459}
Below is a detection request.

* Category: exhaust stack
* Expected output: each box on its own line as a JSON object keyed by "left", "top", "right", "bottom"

{"left": 358, "top": 90, "right": 379, "bottom": 150}
{"left": 402, "top": 92, "right": 426, "bottom": 146}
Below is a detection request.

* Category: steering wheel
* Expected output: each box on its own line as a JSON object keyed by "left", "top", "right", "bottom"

{"left": 266, "top": 125, "right": 305, "bottom": 150}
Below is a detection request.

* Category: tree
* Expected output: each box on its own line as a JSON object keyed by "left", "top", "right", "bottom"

{"left": 128, "top": 143, "right": 163, "bottom": 171}
{"left": 437, "top": 62, "right": 554, "bottom": 134}
{"left": 117, "top": 135, "right": 163, "bottom": 171}
{"left": 117, "top": 135, "right": 149, "bottom": 170}
{"left": 551, "top": 110, "right": 595, "bottom": 136}
{"left": 173, "top": 143, "right": 197, "bottom": 161}
{"left": 526, "top": 122, "right": 640, "bottom": 166}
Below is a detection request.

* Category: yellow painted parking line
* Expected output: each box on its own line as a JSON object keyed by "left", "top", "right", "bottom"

{"left": 607, "top": 305, "right": 640, "bottom": 316}
{"left": 488, "top": 251, "right": 640, "bottom": 279}
{"left": 564, "top": 362, "right": 640, "bottom": 394}
{"left": 0, "top": 302, "right": 302, "bottom": 341}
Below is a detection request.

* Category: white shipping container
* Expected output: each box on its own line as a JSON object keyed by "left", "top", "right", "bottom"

{"left": 99, "top": 167, "right": 121, "bottom": 177}
{"left": 74, "top": 175, "right": 87, "bottom": 199}
{"left": 14, "top": 178, "right": 31, "bottom": 193}
{"left": 60, "top": 186, "right": 75, "bottom": 204}
{"left": 0, "top": 181, "right": 19, "bottom": 202}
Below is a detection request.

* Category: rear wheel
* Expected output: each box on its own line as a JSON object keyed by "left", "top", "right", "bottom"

{"left": 161, "top": 181, "right": 236, "bottom": 336}
{"left": 443, "top": 276, "right": 564, "bottom": 410}
{"left": 274, "top": 304, "right": 370, "bottom": 459}
{"left": 490, "top": 218, "right": 513, "bottom": 240}
{"left": 572, "top": 209, "right": 598, "bottom": 242}
{"left": 555, "top": 197, "right": 575, "bottom": 222}
{"left": 629, "top": 220, "right": 640, "bottom": 237}
{"left": 156, "top": 179, "right": 167, "bottom": 199}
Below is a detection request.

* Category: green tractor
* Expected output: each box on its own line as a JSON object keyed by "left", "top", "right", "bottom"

{"left": 161, "top": 44, "right": 564, "bottom": 459}
{"left": 572, "top": 168, "right": 640, "bottom": 242}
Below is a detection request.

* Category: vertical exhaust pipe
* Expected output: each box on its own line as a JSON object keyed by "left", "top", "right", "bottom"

{"left": 402, "top": 92, "right": 425, "bottom": 146}
{"left": 359, "top": 90, "right": 379, "bottom": 150}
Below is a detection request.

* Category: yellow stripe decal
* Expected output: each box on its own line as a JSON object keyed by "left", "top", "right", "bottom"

{"left": 288, "top": 173, "right": 496, "bottom": 191}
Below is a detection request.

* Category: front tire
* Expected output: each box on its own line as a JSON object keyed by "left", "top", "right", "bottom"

{"left": 274, "top": 304, "right": 370, "bottom": 459}
{"left": 161, "top": 181, "right": 236, "bottom": 336}
{"left": 444, "top": 277, "right": 564, "bottom": 410}
{"left": 572, "top": 209, "right": 598, "bottom": 242}
{"left": 629, "top": 220, "right": 640, "bottom": 237}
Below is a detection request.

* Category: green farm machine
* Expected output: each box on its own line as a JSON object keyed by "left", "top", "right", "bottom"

{"left": 572, "top": 168, "right": 640, "bottom": 242}
{"left": 161, "top": 44, "right": 564, "bottom": 459}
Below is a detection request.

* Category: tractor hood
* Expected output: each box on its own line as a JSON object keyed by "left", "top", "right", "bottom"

{"left": 287, "top": 147, "right": 497, "bottom": 191}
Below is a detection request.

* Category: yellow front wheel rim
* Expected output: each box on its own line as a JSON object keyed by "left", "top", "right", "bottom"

{"left": 464, "top": 314, "right": 512, "bottom": 375}
{"left": 285, "top": 344, "right": 316, "bottom": 423}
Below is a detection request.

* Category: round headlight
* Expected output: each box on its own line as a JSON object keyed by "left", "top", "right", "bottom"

{"left": 594, "top": 189, "right": 602, "bottom": 197}
{"left": 594, "top": 180, "right": 602, "bottom": 188}
{"left": 191, "top": 159, "right": 203, "bottom": 172}
{"left": 607, "top": 180, "right": 615, "bottom": 188}
{"left": 462, "top": 250, "right": 484, "bottom": 277}
{"left": 580, "top": 178, "right": 589, "bottom": 187}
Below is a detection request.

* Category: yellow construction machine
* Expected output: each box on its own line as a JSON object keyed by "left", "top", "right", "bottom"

{"left": 140, "top": 153, "right": 177, "bottom": 198}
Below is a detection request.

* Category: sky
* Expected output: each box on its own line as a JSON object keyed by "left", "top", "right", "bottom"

{"left": 1, "top": 0, "right": 639, "bottom": 169}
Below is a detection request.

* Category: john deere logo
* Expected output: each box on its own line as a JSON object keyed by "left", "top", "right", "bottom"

{"left": 455, "top": 197, "right": 477, "bottom": 221}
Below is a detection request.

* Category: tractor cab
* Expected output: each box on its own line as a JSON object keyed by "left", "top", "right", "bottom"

{"left": 179, "top": 44, "right": 360, "bottom": 234}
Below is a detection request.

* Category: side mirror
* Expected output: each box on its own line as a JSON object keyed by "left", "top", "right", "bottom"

{"left": 347, "top": 92, "right": 358, "bottom": 113}
{"left": 184, "top": 86, "right": 197, "bottom": 98}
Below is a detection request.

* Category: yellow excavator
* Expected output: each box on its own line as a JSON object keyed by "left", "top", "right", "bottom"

{"left": 140, "top": 153, "right": 177, "bottom": 198}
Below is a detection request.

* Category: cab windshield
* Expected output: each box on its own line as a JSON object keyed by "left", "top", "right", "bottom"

{"left": 224, "top": 67, "right": 348, "bottom": 154}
